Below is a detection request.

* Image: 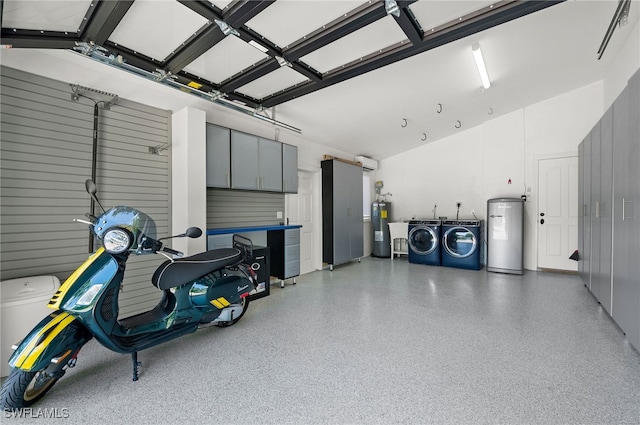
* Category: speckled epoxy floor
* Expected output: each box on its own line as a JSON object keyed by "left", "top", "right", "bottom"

{"left": 4, "top": 257, "right": 640, "bottom": 424}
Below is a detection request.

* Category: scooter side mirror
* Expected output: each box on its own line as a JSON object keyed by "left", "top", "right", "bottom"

{"left": 184, "top": 227, "right": 202, "bottom": 238}
{"left": 85, "top": 179, "right": 105, "bottom": 212}
{"left": 85, "top": 179, "right": 97, "bottom": 195}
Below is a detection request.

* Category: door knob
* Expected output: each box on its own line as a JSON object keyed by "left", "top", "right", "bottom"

{"left": 540, "top": 218, "right": 545, "bottom": 224}
{"left": 540, "top": 212, "right": 545, "bottom": 217}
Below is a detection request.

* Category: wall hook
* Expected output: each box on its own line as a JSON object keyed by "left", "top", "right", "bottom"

{"left": 455, "top": 120, "right": 461, "bottom": 129}
{"left": 401, "top": 118, "right": 408, "bottom": 128}
{"left": 421, "top": 133, "right": 427, "bottom": 141}
{"left": 488, "top": 107, "right": 494, "bottom": 115}
{"left": 437, "top": 103, "right": 442, "bottom": 114}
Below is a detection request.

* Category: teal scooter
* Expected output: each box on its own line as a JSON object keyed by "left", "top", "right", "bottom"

{"left": 1, "top": 180, "right": 256, "bottom": 409}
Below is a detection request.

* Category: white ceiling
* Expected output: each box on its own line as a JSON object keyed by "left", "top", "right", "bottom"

{"left": 2, "top": 0, "right": 638, "bottom": 161}
{"left": 274, "top": 0, "right": 639, "bottom": 160}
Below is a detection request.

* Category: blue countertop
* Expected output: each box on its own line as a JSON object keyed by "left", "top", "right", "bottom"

{"left": 207, "top": 224, "right": 302, "bottom": 235}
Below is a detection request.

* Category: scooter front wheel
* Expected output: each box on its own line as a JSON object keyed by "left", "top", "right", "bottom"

{"left": 1, "top": 368, "right": 59, "bottom": 409}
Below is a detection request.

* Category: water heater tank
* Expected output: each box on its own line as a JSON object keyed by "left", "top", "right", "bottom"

{"left": 372, "top": 201, "right": 391, "bottom": 257}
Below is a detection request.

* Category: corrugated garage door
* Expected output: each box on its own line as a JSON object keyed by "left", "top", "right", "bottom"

{"left": 0, "top": 66, "right": 171, "bottom": 318}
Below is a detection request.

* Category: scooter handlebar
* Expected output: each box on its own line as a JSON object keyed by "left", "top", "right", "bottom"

{"left": 161, "top": 246, "right": 183, "bottom": 257}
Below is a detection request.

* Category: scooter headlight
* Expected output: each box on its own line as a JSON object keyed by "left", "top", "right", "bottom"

{"left": 103, "top": 228, "right": 132, "bottom": 254}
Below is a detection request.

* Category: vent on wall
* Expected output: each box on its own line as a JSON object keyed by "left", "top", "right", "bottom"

{"left": 355, "top": 156, "right": 378, "bottom": 171}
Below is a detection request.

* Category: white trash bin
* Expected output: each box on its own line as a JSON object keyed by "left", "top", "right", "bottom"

{"left": 1, "top": 276, "right": 60, "bottom": 377}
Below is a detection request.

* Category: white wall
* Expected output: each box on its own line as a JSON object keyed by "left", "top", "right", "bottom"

{"left": 171, "top": 107, "right": 207, "bottom": 256}
{"left": 603, "top": 18, "right": 640, "bottom": 108}
{"left": 375, "top": 81, "right": 604, "bottom": 270}
{"left": 2, "top": 22, "right": 638, "bottom": 269}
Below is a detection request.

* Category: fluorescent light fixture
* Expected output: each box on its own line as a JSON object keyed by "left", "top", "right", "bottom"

{"left": 248, "top": 40, "right": 269, "bottom": 53}
{"left": 471, "top": 43, "right": 491, "bottom": 89}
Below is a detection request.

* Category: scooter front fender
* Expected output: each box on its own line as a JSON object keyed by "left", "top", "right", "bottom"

{"left": 9, "top": 311, "right": 93, "bottom": 372}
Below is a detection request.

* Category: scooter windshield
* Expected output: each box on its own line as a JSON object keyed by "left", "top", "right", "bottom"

{"left": 93, "top": 206, "right": 157, "bottom": 242}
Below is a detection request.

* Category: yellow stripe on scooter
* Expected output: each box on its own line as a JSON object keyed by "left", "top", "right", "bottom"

{"left": 14, "top": 313, "right": 76, "bottom": 370}
{"left": 211, "top": 297, "right": 230, "bottom": 309}
{"left": 49, "top": 247, "right": 105, "bottom": 310}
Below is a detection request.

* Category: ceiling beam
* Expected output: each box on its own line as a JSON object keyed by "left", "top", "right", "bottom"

{"left": 177, "top": 0, "right": 223, "bottom": 22}
{"left": 164, "top": 25, "right": 226, "bottom": 74}
{"left": 0, "top": 30, "right": 78, "bottom": 49}
{"left": 290, "top": 62, "right": 322, "bottom": 83}
{"left": 219, "top": 58, "right": 281, "bottom": 93}
{"left": 261, "top": 0, "right": 565, "bottom": 107}
{"left": 80, "top": 0, "right": 134, "bottom": 46}
{"left": 392, "top": 1, "right": 422, "bottom": 45}
{"left": 164, "top": 0, "right": 274, "bottom": 76}
{"left": 223, "top": 0, "right": 275, "bottom": 29}
{"left": 283, "top": 1, "right": 388, "bottom": 62}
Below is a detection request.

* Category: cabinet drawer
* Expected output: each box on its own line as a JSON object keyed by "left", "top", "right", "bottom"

{"left": 285, "top": 229, "right": 300, "bottom": 245}
{"left": 285, "top": 244, "right": 300, "bottom": 261}
{"left": 284, "top": 261, "right": 300, "bottom": 278}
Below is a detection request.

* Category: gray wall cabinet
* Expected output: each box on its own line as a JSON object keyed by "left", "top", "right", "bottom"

{"left": 207, "top": 125, "right": 296, "bottom": 193}
{"left": 579, "top": 69, "right": 640, "bottom": 350}
{"left": 258, "top": 137, "right": 283, "bottom": 192}
{"left": 282, "top": 143, "right": 298, "bottom": 193}
{"left": 231, "top": 131, "right": 261, "bottom": 190}
{"left": 206, "top": 124, "right": 231, "bottom": 188}
{"left": 321, "top": 159, "right": 364, "bottom": 270}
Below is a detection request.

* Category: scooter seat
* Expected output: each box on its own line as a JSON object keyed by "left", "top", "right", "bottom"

{"left": 152, "top": 248, "right": 243, "bottom": 290}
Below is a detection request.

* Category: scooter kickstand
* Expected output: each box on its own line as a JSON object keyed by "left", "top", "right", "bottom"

{"left": 131, "top": 352, "right": 141, "bottom": 381}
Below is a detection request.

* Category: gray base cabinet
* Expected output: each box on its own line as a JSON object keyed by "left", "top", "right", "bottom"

{"left": 321, "top": 159, "right": 363, "bottom": 269}
{"left": 267, "top": 228, "right": 300, "bottom": 287}
{"left": 579, "top": 69, "right": 640, "bottom": 350}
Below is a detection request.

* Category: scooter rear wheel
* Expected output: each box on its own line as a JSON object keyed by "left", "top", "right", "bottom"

{"left": 215, "top": 297, "right": 250, "bottom": 328}
{"left": 0, "top": 368, "right": 59, "bottom": 409}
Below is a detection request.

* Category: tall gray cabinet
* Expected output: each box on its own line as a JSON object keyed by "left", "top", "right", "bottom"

{"left": 321, "top": 159, "right": 363, "bottom": 270}
{"left": 578, "top": 69, "right": 640, "bottom": 350}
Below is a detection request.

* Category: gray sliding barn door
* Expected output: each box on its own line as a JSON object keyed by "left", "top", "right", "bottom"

{"left": 0, "top": 66, "right": 172, "bottom": 318}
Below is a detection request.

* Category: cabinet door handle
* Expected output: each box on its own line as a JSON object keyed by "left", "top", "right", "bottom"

{"left": 595, "top": 201, "right": 600, "bottom": 218}
{"left": 622, "top": 198, "right": 630, "bottom": 220}
{"left": 226, "top": 172, "right": 230, "bottom": 188}
{"left": 256, "top": 176, "right": 260, "bottom": 189}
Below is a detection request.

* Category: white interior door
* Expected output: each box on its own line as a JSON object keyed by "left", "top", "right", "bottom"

{"left": 537, "top": 156, "right": 579, "bottom": 271}
{"left": 286, "top": 171, "right": 315, "bottom": 274}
